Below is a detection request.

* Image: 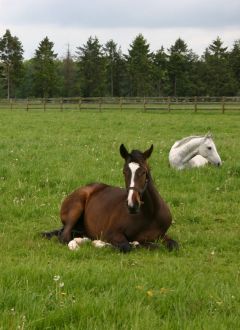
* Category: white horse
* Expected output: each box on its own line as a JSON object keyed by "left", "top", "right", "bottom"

{"left": 169, "top": 134, "right": 222, "bottom": 170}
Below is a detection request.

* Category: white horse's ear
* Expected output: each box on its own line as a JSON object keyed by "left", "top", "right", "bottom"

{"left": 205, "top": 132, "right": 213, "bottom": 139}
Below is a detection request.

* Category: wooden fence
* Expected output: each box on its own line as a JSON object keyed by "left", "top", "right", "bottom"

{"left": 1, "top": 96, "right": 240, "bottom": 113}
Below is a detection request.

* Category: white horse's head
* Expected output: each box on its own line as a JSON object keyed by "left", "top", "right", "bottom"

{"left": 198, "top": 134, "right": 222, "bottom": 166}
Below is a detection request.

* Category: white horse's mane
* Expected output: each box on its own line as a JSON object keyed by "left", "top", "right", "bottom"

{"left": 174, "top": 134, "right": 212, "bottom": 148}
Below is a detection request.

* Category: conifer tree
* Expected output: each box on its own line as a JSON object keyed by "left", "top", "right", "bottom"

{"left": 33, "top": 37, "right": 58, "bottom": 97}
{"left": 203, "top": 37, "right": 237, "bottom": 95}
{"left": 152, "top": 47, "right": 169, "bottom": 96}
{"left": 104, "top": 40, "right": 125, "bottom": 96}
{"left": 229, "top": 40, "right": 240, "bottom": 94}
{"left": 127, "top": 34, "right": 153, "bottom": 96}
{"left": 62, "top": 45, "right": 77, "bottom": 97}
{"left": 76, "top": 36, "right": 106, "bottom": 97}
{"left": 0, "top": 29, "right": 24, "bottom": 98}
{"left": 168, "top": 38, "right": 194, "bottom": 96}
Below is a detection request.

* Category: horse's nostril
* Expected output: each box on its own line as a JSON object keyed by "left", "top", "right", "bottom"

{"left": 128, "top": 205, "right": 140, "bottom": 214}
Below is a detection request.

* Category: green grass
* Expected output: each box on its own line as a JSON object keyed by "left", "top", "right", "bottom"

{"left": 0, "top": 109, "right": 239, "bottom": 329}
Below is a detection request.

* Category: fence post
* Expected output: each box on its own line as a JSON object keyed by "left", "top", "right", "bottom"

{"left": 143, "top": 97, "right": 147, "bottom": 112}
{"left": 78, "top": 98, "right": 82, "bottom": 111}
{"left": 43, "top": 98, "right": 46, "bottom": 111}
{"left": 10, "top": 98, "right": 13, "bottom": 111}
{"left": 60, "top": 98, "right": 63, "bottom": 111}
{"left": 222, "top": 96, "right": 225, "bottom": 114}
{"left": 168, "top": 97, "right": 171, "bottom": 112}
{"left": 194, "top": 96, "right": 197, "bottom": 112}
{"left": 99, "top": 98, "right": 102, "bottom": 112}
{"left": 120, "top": 97, "right": 123, "bottom": 111}
{"left": 26, "top": 98, "right": 29, "bottom": 111}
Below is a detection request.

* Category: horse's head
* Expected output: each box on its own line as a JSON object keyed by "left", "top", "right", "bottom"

{"left": 120, "top": 144, "right": 153, "bottom": 214}
{"left": 198, "top": 134, "right": 222, "bottom": 167}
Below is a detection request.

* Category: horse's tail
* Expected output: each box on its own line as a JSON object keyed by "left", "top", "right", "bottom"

{"left": 41, "top": 227, "right": 64, "bottom": 240}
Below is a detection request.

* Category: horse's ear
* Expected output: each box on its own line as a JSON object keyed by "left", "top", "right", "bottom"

{"left": 120, "top": 144, "right": 129, "bottom": 159}
{"left": 205, "top": 132, "right": 213, "bottom": 139}
{"left": 143, "top": 144, "right": 153, "bottom": 159}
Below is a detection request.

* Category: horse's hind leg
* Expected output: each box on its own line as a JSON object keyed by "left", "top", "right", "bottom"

{"left": 60, "top": 202, "right": 85, "bottom": 244}
{"left": 162, "top": 234, "right": 179, "bottom": 251}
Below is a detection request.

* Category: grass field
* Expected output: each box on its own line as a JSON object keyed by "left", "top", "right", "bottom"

{"left": 0, "top": 109, "right": 239, "bottom": 329}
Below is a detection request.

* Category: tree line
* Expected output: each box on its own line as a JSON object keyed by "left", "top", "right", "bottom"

{"left": 0, "top": 29, "right": 240, "bottom": 99}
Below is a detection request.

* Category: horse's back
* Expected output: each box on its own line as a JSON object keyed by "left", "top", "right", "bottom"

{"left": 61, "top": 183, "right": 110, "bottom": 224}
{"left": 84, "top": 185, "right": 127, "bottom": 238}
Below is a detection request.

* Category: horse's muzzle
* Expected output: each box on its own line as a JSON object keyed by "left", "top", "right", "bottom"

{"left": 128, "top": 204, "right": 140, "bottom": 214}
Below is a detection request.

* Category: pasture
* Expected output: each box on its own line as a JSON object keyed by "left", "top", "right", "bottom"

{"left": 0, "top": 109, "right": 239, "bottom": 329}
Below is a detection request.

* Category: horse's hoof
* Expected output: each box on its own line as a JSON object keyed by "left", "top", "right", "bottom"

{"left": 118, "top": 243, "right": 132, "bottom": 253}
{"left": 75, "top": 237, "right": 90, "bottom": 245}
{"left": 130, "top": 241, "right": 140, "bottom": 248}
{"left": 68, "top": 240, "right": 79, "bottom": 250}
{"left": 165, "top": 239, "right": 179, "bottom": 251}
{"left": 92, "top": 240, "right": 111, "bottom": 248}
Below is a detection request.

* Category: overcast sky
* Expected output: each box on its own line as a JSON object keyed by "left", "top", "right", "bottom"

{"left": 1, "top": 0, "right": 239, "bottom": 59}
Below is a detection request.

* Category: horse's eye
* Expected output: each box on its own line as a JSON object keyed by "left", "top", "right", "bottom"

{"left": 207, "top": 146, "right": 212, "bottom": 150}
{"left": 138, "top": 170, "right": 146, "bottom": 177}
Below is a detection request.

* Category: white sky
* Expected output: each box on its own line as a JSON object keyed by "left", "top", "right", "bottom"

{"left": 0, "top": 0, "right": 239, "bottom": 59}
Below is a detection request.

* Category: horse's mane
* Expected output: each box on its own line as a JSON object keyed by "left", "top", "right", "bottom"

{"left": 174, "top": 135, "right": 207, "bottom": 148}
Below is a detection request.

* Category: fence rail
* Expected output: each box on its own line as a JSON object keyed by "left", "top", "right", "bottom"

{"left": 1, "top": 96, "right": 240, "bottom": 113}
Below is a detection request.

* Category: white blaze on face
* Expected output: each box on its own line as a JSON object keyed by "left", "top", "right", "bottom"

{"left": 127, "top": 162, "right": 140, "bottom": 207}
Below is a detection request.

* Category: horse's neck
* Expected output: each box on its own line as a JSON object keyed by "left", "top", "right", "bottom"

{"left": 143, "top": 173, "right": 161, "bottom": 210}
{"left": 178, "top": 137, "right": 203, "bottom": 164}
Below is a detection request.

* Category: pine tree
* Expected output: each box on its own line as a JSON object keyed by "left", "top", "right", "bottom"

{"left": 62, "top": 45, "right": 77, "bottom": 97}
{"left": 0, "top": 29, "right": 24, "bottom": 99}
{"left": 152, "top": 47, "right": 169, "bottom": 96}
{"left": 104, "top": 40, "right": 125, "bottom": 96}
{"left": 76, "top": 36, "right": 106, "bottom": 97}
{"left": 127, "top": 34, "right": 153, "bottom": 96}
{"left": 229, "top": 40, "right": 240, "bottom": 94}
{"left": 203, "top": 37, "right": 237, "bottom": 96}
{"left": 167, "top": 38, "right": 195, "bottom": 96}
{"left": 17, "top": 59, "right": 35, "bottom": 97}
{"left": 32, "top": 37, "right": 58, "bottom": 97}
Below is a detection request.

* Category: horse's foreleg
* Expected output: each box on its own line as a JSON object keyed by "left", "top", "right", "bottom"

{"left": 162, "top": 234, "right": 179, "bottom": 251}
{"left": 108, "top": 233, "right": 132, "bottom": 253}
{"left": 60, "top": 203, "right": 84, "bottom": 244}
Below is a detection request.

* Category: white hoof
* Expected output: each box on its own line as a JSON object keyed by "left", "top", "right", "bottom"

{"left": 130, "top": 241, "right": 140, "bottom": 247}
{"left": 92, "top": 240, "right": 110, "bottom": 248}
{"left": 74, "top": 237, "right": 90, "bottom": 245}
{"left": 68, "top": 240, "right": 79, "bottom": 251}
